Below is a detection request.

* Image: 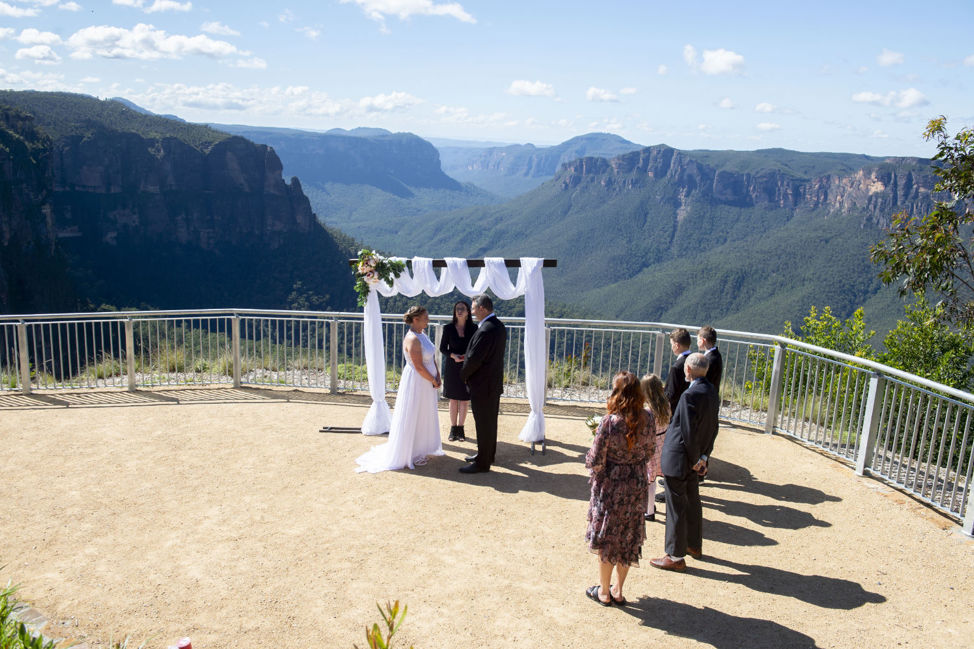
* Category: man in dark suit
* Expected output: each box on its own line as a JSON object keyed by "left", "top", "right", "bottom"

{"left": 651, "top": 352, "right": 719, "bottom": 572}
{"left": 459, "top": 294, "right": 506, "bottom": 474}
{"left": 655, "top": 328, "right": 693, "bottom": 505}
{"left": 697, "top": 326, "right": 723, "bottom": 468}
{"left": 664, "top": 328, "right": 692, "bottom": 414}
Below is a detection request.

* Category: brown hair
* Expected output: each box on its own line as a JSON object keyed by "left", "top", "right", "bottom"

{"left": 670, "top": 328, "right": 691, "bottom": 347}
{"left": 452, "top": 300, "right": 471, "bottom": 326}
{"left": 640, "top": 374, "right": 671, "bottom": 429}
{"left": 698, "top": 325, "right": 717, "bottom": 346}
{"left": 403, "top": 306, "right": 428, "bottom": 324}
{"left": 606, "top": 371, "right": 647, "bottom": 450}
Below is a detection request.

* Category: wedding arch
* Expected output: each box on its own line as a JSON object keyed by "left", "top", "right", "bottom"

{"left": 356, "top": 257, "right": 555, "bottom": 446}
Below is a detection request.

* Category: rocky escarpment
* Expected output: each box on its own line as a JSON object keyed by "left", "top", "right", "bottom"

{"left": 0, "top": 91, "right": 355, "bottom": 313}
{"left": 212, "top": 125, "right": 462, "bottom": 197}
{"left": 558, "top": 145, "right": 937, "bottom": 226}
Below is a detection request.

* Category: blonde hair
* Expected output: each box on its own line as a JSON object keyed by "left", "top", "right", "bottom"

{"left": 640, "top": 374, "right": 671, "bottom": 428}
{"left": 403, "top": 306, "right": 428, "bottom": 324}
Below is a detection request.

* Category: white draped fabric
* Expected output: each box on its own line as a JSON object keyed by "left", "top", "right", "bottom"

{"left": 360, "top": 257, "right": 546, "bottom": 443}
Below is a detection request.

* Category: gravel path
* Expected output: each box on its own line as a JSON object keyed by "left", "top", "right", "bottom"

{"left": 1, "top": 388, "right": 971, "bottom": 649}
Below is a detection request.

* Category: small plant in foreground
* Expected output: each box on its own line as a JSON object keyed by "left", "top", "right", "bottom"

{"left": 354, "top": 600, "right": 412, "bottom": 649}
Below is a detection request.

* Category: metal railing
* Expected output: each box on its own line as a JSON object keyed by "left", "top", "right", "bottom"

{"left": 1, "top": 308, "right": 972, "bottom": 535}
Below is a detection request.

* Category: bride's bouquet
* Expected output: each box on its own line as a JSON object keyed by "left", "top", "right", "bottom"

{"left": 354, "top": 248, "right": 406, "bottom": 306}
{"left": 585, "top": 414, "right": 603, "bottom": 435}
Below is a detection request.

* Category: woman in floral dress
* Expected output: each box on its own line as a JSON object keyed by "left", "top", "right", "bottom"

{"left": 584, "top": 371, "right": 654, "bottom": 606}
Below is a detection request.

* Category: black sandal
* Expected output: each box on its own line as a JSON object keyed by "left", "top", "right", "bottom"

{"left": 585, "top": 585, "right": 612, "bottom": 606}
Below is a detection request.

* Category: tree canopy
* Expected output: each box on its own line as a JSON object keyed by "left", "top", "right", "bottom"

{"left": 871, "top": 117, "right": 974, "bottom": 328}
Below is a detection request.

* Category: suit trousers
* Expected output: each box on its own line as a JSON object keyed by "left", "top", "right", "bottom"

{"left": 663, "top": 471, "right": 702, "bottom": 557}
{"left": 470, "top": 386, "right": 501, "bottom": 469}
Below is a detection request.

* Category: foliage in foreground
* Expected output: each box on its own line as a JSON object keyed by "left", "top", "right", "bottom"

{"left": 354, "top": 601, "right": 413, "bottom": 649}
{"left": 0, "top": 580, "right": 58, "bottom": 649}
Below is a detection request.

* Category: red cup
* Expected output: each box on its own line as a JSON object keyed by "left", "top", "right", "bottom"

{"left": 177, "top": 639, "right": 192, "bottom": 649}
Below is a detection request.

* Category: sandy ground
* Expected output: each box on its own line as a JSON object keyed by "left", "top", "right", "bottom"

{"left": 0, "top": 387, "right": 972, "bottom": 649}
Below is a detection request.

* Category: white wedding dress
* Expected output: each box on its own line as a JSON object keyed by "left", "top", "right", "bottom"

{"left": 356, "top": 330, "right": 444, "bottom": 473}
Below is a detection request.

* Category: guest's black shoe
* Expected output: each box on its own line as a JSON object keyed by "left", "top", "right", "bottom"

{"left": 447, "top": 426, "right": 457, "bottom": 442}
{"left": 464, "top": 454, "right": 478, "bottom": 463}
{"left": 459, "top": 464, "right": 489, "bottom": 474}
{"left": 655, "top": 491, "right": 666, "bottom": 503}
{"left": 457, "top": 425, "right": 466, "bottom": 441}
{"left": 644, "top": 509, "right": 655, "bottom": 522}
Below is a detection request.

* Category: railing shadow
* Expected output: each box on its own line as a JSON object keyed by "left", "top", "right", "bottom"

{"left": 620, "top": 597, "right": 822, "bottom": 648}
{"left": 688, "top": 555, "right": 886, "bottom": 609}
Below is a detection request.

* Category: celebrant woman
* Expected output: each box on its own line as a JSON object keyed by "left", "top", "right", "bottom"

{"left": 440, "top": 299, "right": 477, "bottom": 441}
{"left": 356, "top": 306, "right": 445, "bottom": 473}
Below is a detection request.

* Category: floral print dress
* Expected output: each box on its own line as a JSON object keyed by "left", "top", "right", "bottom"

{"left": 585, "top": 412, "right": 655, "bottom": 565}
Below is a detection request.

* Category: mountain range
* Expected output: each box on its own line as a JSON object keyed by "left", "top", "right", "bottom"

{"left": 0, "top": 90, "right": 940, "bottom": 338}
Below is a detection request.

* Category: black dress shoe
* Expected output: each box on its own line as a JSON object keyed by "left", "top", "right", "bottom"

{"left": 459, "top": 464, "right": 489, "bottom": 474}
{"left": 655, "top": 491, "right": 666, "bottom": 503}
{"left": 464, "top": 454, "right": 478, "bottom": 463}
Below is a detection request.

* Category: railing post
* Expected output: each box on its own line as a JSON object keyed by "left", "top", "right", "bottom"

{"left": 329, "top": 318, "right": 339, "bottom": 394}
{"left": 433, "top": 322, "right": 443, "bottom": 397}
{"left": 544, "top": 326, "right": 551, "bottom": 405}
{"left": 232, "top": 315, "right": 241, "bottom": 388}
{"left": 16, "top": 322, "right": 30, "bottom": 395}
{"left": 764, "top": 341, "right": 786, "bottom": 434}
{"left": 963, "top": 494, "right": 974, "bottom": 537}
{"left": 125, "top": 318, "right": 136, "bottom": 392}
{"left": 653, "top": 331, "right": 665, "bottom": 378}
{"left": 855, "top": 373, "right": 886, "bottom": 476}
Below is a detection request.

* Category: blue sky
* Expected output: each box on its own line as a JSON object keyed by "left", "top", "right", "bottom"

{"left": 1, "top": 0, "right": 972, "bottom": 156}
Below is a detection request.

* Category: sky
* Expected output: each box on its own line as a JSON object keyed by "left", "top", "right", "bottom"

{"left": 1, "top": 0, "right": 973, "bottom": 156}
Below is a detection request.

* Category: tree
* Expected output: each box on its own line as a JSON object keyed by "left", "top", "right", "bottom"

{"left": 782, "top": 306, "right": 875, "bottom": 359}
{"left": 880, "top": 296, "right": 974, "bottom": 391}
{"left": 870, "top": 117, "right": 974, "bottom": 328}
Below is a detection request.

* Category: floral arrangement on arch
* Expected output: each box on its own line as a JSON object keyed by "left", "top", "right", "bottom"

{"left": 354, "top": 248, "right": 406, "bottom": 307}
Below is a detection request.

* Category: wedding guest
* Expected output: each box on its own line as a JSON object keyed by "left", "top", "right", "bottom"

{"left": 439, "top": 300, "right": 477, "bottom": 441}
{"left": 584, "top": 371, "right": 653, "bottom": 606}
{"left": 696, "top": 326, "right": 723, "bottom": 482}
{"left": 640, "top": 374, "right": 671, "bottom": 522}
{"left": 656, "top": 328, "right": 692, "bottom": 505}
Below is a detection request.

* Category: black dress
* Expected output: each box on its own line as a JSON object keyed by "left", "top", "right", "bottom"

{"left": 440, "top": 320, "right": 477, "bottom": 400}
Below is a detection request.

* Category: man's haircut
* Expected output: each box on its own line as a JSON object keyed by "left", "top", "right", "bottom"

{"left": 698, "top": 326, "right": 717, "bottom": 345}
{"left": 686, "top": 352, "right": 710, "bottom": 375}
{"left": 473, "top": 294, "right": 494, "bottom": 312}
{"left": 670, "top": 328, "right": 691, "bottom": 347}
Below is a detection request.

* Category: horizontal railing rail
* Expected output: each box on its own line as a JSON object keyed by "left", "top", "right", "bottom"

{"left": 1, "top": 308, "right": 971, "bottom": 535}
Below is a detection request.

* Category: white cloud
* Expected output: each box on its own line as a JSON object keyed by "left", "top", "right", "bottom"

{"left": 0, "top": 2, "right": 39, "bottom": 17}
{"left": 434, "top": 105, "right": 509, "bottom": 127}
{"left": 201, "top": 21, "right": 239, "bottom": 36}
{"left": 113, "top": 0, "right": 192, "bottom": 12}
{"left": 700, "top": 48, "right": 744, "bottom": 75}
{"left": 964, "top": 54, "right": 974, "bottom": 67}
{"left": 507, "top": 79, "right": 555, "bottom": 97}
{"left": 359, "top": 90, "right": 421, "bottom": 112}
{"left": 17, "top": 28, "right": 62, "bottom": 45}
{"left": 67, "top": 23, "right": 239, "bottom": 60}
{"left": 232, "top": 57, "right": 266, "bottom": 69}
{"left": 852, "top": 88, "right": 928, "bottom": 109}
{"left": 754, "top": 102, "right": 775, "bottom": 113}
{"left": 620, "top": 87, "right": 637, "bottom": 95}
{"left": 657, "top": 64, "right": 667, "bottom": 75}
{"left": 684, "top": 44, "right": 744, "bottom": 75}
{"left": 59, "top": 1, "right": 81, "bottom": 10}
{"left": 130, "top": 82, "right": 353, "bottom": 117}
{"left": 586, "top": 87, "right": 618, "bottom": 102}
{"left": 877, "top": 48, "right": 904, "bottom": 66}
{"left": 297, "top": 26, "right": 320, "bottom": 39}
{"left": 278, "top": 9, "right": 294, "bottom": 22}
{"left": 872, "top": 129, "right": 889, "bottom": 138}
{"left": 757, "top": 122, "right": 781, "bottom": 131}
{"left": 718, "top": 97, "right": 734, "bottom": 109}
{"left": 341, "top": 0, "right": 475, "bottom": 24}
{"left": 0, "top": 66, "right": 67, "bottom": 89}
{"left": 0, "top": 28, "right": 13, "bottom": 39}
{"left": 81, "top": 75, "right": 99, "bottom": 83}
{"left": 16, "top": 45, "right": 61, "bottom": 64}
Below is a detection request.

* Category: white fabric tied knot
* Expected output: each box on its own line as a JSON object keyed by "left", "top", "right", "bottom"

{"left": 360, "top": 257, "right": 546, "bottom": 443}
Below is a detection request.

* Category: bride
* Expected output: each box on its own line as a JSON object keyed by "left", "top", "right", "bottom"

{"left": 356, "top": 306, "right": 445, "bottom": 473}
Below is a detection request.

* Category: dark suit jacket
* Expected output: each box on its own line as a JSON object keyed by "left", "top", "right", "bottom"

{"left": 705, "top": 347, "right": 723, "bottom": 395}
{"left": 460, "top": 314, "right": 506, "bottom": 396}
{"left": 660, "top": 378, "right": 719, "bottom": 479}
{"left": 664, "top": 352, "right": 691, "bottom": 414}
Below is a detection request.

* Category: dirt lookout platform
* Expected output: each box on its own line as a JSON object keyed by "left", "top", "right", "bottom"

{"left": 1, "top": 388, "right": 972, "bottom": 649}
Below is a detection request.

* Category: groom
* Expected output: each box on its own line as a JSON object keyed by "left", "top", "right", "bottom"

{"left": 459, "top": 294, "right": 506, "bottom": 474}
